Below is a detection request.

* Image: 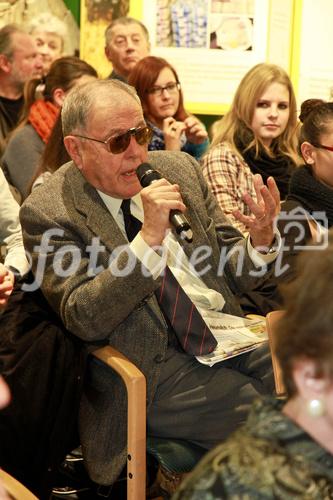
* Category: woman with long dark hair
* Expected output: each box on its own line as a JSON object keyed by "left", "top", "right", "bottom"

{"left": 2, "top": 56, "right": 97, "bottom": 199}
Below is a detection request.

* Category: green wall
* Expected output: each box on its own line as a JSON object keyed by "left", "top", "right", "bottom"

{"left": 64, "top": 0, "right": 80, "bottom": 24}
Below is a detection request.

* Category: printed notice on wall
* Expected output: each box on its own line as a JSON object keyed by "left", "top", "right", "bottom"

{"left": 266, "top": 0, "right": 293, "bottom": 71}
{"left": 298, "top": 0, "right": 333, "bottom": 104}
{"left": 143, "top": 0, "right": 269, "bottom": 114}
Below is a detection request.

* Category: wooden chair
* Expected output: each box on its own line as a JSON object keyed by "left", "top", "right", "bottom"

{"left": 0, "top": 469, "right": 38, "bottom": 500}
{"left": 92, "top": 346, "right": 146, "bottom": 500}
{"left": 91, "top": 347, "right": 206, "bottom": 499}
{"left": 90, "top": 311, "right": 286, "bottom": 498}
{"left": 265, "top": 310, "right": 286, "bottom": 397}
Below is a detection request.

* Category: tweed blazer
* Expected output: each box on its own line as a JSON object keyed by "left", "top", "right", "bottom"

{"left": 20, "top": 150, "right": 264, "bottom": 485}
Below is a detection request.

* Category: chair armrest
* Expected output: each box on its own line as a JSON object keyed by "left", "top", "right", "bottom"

{"left": 265, "top": 311, "right": 286, "bottom": 397}
{"left": 92, "top": 346, "right": 146, "bottom": 500}
{"left": 0, "top": 468, "right": 38, "bottom": 500}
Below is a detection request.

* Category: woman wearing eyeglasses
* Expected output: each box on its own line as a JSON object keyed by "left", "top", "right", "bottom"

{"left": 275, "top": 99, "right": 333, "bottom": 279}
{"left": 128, "top": 56, "right": 209, "bottom": 160}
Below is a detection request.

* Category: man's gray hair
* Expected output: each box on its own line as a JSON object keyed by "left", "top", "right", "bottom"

{"left": 105, "top": 16, "right": 149, "bottom": 46}
{"left": 0, "top": 24, "right": 27, "bottom": 59}
{"left": 61, "top": 79, "right": 140, "bottom": 137}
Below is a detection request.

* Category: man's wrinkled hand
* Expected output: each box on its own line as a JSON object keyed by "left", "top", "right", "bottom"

{"left": 140, "top": 178, "right": 187, "bottom": 247}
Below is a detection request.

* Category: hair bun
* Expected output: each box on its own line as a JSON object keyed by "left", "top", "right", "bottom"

{"left": 299, "top": 98, "right": 325, "bottom": 123}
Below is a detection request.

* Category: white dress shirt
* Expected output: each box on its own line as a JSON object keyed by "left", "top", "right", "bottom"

{"left": 0, "top": 170, "right": 29, "bottom": 276}
{"left": 98, "top": 190, "right": 280, "bottom": 313}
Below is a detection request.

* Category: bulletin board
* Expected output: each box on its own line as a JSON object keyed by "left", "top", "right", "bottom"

{"left": 143, "top": 0, "right": 300, "bottom": 115}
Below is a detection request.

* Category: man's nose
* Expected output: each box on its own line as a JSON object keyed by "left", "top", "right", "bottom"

{"left": 161, "top": 88, "right": 172, "bottom": 99}
{"left": 34, "top": 54, "right": 43, "bottom": 69}
{"left": 125, "top": 38, "right": 135, "bottom": 50}
{"left": 40, "top": 47, "right": 50, "bottom": 55}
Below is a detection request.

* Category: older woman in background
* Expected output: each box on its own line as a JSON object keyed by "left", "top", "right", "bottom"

{"left": 174, "top": 232, "right": 333, "bottom": 499}
{"left": 128, "top": 56, "right": 209, "bottom": 160}
{"left": 28, "top": 12, "right": 67, "bottom": 78}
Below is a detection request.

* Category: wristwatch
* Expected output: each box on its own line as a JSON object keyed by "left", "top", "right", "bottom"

{"left": 259, "top": 236, "right": 279, "bottom": 255}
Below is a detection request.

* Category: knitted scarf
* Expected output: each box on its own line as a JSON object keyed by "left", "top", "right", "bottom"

{"left": 287, "top": 165, "right": 333, "bottom": 227}
{"left": 235, "top": 132, "right": 295, "bottom": 199}
{"left": 28, "top": 99, "right": 59, "bottom": 143}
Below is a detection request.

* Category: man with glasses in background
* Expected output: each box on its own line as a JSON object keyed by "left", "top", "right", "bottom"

{"left": 21, "top": 78, "right": 280, "bottom": 492}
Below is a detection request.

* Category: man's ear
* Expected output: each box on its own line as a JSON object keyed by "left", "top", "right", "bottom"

{"left": 52, "top": 88, "right": 66, "bottom": 107}
{"left": 0, "top": 54, "right": 11, "bottom": 73}
{"left": 105, "top": 45, "right": 112, "bottom": 62}
{"left": 63, "top": 136, "right": 83, "bottom": 170}
{"left": 301, "top": 141, "right": 316, "bottom": 165}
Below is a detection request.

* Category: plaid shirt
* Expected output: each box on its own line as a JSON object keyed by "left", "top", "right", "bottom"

{"left": 201, "top": 142, "right": 256, "bottom": 234}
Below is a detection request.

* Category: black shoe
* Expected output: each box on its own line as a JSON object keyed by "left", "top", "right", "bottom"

{"left": 51, "top": 485, "right": 90, "bottom": 496}
{"left": 64, "top": 446, "right": 84, "bottom": 463}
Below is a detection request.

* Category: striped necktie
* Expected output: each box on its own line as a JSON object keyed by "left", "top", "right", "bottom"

{"left": 121, "top": 199, "right": 217, "bottom": 356}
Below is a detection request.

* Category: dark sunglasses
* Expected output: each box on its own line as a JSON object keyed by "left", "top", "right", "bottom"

{"left": 72, "top": 126, "right": 153, "bottom": 154}
{"left": 312, "top": 142, "right": 333, "bottom": 152}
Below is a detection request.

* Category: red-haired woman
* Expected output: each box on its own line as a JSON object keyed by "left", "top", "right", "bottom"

{"left": 128, "top": 56, "right": 209, "bottom": 160}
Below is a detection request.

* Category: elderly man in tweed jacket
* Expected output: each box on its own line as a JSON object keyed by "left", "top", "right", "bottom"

{"left": 20, "top": 79, "right": 280, "bottom": 487}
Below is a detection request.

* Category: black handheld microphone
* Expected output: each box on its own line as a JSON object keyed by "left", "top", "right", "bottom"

{"left": 136, "top": 162, "right": 193, "bottom": 243}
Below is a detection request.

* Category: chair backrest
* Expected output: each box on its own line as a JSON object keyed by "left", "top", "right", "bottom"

{"left": 266, "top": 310, "right": 286, "bottom": 397}
{"left": 0, "top": 469, "right": 38, "bottom": 499}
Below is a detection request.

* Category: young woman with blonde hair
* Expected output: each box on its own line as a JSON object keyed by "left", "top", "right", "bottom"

{"left": 203, "top": 63, "right": 301, "bottom": 233}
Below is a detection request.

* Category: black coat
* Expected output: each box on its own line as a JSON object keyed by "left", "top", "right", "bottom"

{"left": 0, "top": 278, "right": 86, "bottom": 498}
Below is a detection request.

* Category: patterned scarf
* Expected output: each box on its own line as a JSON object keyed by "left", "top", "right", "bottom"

{"left": 287, "top": 165, "right": 333, "bottom": 227}
{"left": 28, "top": 99, "right": 59, "bottom": 143}
{"left": 235, "top": 131, "right": 295, "bottom": 199}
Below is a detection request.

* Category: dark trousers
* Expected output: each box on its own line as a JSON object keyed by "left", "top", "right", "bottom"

{"left": 147, "top": 342, "right": 273, "bottom": 449}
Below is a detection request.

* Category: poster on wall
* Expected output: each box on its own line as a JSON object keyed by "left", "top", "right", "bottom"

{"left": 143, "top": 0, "right": 270, "bottom": 114}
